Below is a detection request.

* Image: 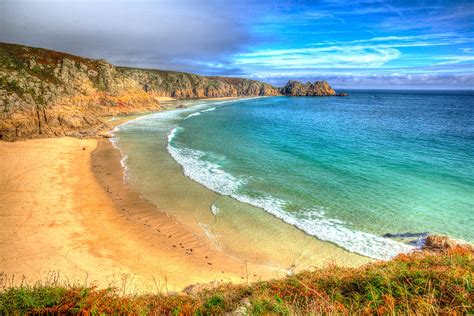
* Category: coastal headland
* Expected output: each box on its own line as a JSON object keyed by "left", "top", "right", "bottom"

{"left": 0, "top": 42, "right": 341, "bottom": 142}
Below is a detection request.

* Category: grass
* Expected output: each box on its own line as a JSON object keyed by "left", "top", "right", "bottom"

{"left": 0, "top": 245, "right": 472, "bottom": 315}
{"left": 0, "top": 77, "right": 25, "bottom": 96}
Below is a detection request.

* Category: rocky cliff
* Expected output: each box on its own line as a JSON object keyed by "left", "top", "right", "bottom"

{"left": 119, "top": 68, "right": 281, "bottom": 99}
{"left": 0, "top": 43, "right": 342, "bottom": 141}
{"left": 0, "top": 43, "right": 280, "bottom": 141}
{"left": 281, "top": 80, "right": 337, "bottom": 96}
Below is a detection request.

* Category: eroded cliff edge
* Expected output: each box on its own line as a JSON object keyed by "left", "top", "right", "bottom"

{"left": 0, "top": 42, "right": 338, "bottom": 141}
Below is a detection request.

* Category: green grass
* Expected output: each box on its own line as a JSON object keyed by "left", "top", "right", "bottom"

{"left": 1, "top": 245, "right": 472, "bottom": 315}
{"left": 0, "top": 76, "right": 25, "bottom": 95}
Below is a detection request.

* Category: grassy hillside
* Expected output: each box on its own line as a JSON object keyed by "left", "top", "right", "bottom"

{"left": 1, "top": 243, "right": 472, "bottom": 315}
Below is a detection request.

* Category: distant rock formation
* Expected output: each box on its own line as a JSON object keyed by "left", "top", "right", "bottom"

{"left": 281, "top": 80, "right": 337, "bottom": 96}
{"left": 119, "top": 68, "right": 281, "bottom": 100}
{"left": 0, "top": 42, "right": 280, "bottom": 141}
{"left": 0, "top": 43, "right": 345, "bottom": 141}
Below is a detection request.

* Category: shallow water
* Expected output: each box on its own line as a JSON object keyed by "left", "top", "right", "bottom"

{"left": 113, "top": 91, "right": 474, "bottom": 261}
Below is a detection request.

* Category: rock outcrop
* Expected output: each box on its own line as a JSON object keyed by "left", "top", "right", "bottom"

{"left": 281, "top": 80, "right": 337, "bottom": 96}
{"left": 423, "top": 235, "right": 473, "bottom": 252}
{"left": 0, "top": 43, "right": 165, "bottom": 140}
{"left": 0, "top": 43, "right": 343, "bottom": 141}
{"left": 0, "top": 43, "right": 280, "bottom": 141}
{"left": 119, "top": 68, "right": 281, "bottom": 99}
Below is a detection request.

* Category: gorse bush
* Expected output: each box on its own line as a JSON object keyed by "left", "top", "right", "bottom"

{"left": 1, "top": 245, "right": 472, "bottom": 315}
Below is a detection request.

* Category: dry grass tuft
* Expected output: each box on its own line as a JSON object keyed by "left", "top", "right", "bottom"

{"left": 1, "top": 244, "right": 472, "bottom": 315}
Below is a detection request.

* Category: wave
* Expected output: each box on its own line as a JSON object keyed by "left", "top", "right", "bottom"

{"left": 167, "top": 129, "right": 415, "bottom": 260}
{"left": 198, "top": 222, "right": 222, "bottom": 249}
{"left": 168, "top": 127, "right": 243, "bottom": 196}
{"left": 201, "top": 107, "right": 216, "bottom": 113}
{"left": 184, "top": 112, "right": 201, "bottom": 120}
{"left": 184, "top": 106, "right": 217, "bottom": 120}
{"left": 167, "top": 126, "right": 182, "bottom": 143}
{"left": 108, "top": 136, "right": 130, "bottom": 183}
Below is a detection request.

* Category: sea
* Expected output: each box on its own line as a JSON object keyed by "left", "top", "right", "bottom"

{"left": 111, "top": 90, "right": 474, "bottom": 261}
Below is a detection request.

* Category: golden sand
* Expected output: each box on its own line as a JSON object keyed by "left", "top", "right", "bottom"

{"left": 0, "top": 109, "right": 370, "bottom": 291}
{"left": 0, "top": 137, "right": 290, "bottom": 291}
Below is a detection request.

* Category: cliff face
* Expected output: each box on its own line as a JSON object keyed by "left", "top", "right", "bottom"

{"left": 0, "top": 43, "right": 165, "bottom": 141}
{"left": 119, "top": 68, "right": 281, "bottom": 99}
{"left": 0, "top": 43, "right": 342, "bottom": 141}
{"left": 0, "top": 43, "right": 280, "bottom": 141}
{"left": 281, "top": 80, "right": 336, "bottom": 96}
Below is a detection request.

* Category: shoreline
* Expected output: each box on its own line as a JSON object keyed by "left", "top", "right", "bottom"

{"left": 91, "top": 138, "right": 287, "bottom": 287}
{"left": 0, "top": 136, "right": 282, "bottom": 292}
{"left": 0, "top": 97, "right": 371, "bottom": 292}
{"left": 107, "top": 100, "right": 371, "bottom": 273}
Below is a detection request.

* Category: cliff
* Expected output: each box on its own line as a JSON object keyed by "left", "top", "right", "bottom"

{"left": 118, "top": 68, "right": 280, "bottom": 99}
{"left": 281, "top": 80, "right": 337, "bottom": 96}
{"left": 0, "top": 43, "right": 343, "bottom": 141}
{"left": 0, "top": 43, "right": 280, "bottom": 141}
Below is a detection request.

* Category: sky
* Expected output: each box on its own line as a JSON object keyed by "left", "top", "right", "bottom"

{"left": 1, "top": 0, "right": 473, "bottom": 89}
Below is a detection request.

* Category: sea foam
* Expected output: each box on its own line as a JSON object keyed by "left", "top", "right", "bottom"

{"left": 198, "top": 222, "right": 222, "bottom": 249}
{"left": 184, "top": 112, "right": 201, "bottom": 120}
{"left": 167, "top": 129, "right": 415, "bottom": 260}
{"left": 168, "top": 127, "right": 243, "bottom": 196}
{"left": 201, "top": 107, "right": 216, "bottom": 113}
{"left": 211, "top": 204, "right": 219, "bottom": 216}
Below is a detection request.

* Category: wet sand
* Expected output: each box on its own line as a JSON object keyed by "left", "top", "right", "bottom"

{"left": 0, "top": 137, "right": 282, "bottom": 292}
{"left": 110, "top": 112, "right": 372, "bottom": 275}
{"left": 0, "top": 101, "right": 371, "bottom": 292}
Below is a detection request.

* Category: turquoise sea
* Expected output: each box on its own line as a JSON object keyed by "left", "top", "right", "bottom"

{"left": 113, "top": 91, "right": 474, "bottom": 260}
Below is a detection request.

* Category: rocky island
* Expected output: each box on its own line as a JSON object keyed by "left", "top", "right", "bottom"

{"left": 0, "top": 42, "right": 342, "bottom": 141}
{"left": 281, "top": 79, "right": 336, "bottom": 96}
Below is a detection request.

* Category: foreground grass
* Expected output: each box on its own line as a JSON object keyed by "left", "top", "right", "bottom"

{"left": 1, "top": 245, "right": 472, "bottom": 315}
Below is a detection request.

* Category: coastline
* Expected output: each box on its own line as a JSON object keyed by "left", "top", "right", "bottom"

{"left": 104, "top": 99, "right": 372, "bottom": 272}
{"left": 0, "top": 136, "right": 282, "bottom": 291}
{"left": 0, "top": 98, "right": 371, "bottom": 292}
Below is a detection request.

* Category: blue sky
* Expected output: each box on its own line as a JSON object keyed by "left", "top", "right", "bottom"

{"left": 235, "top": 0, "right": 474, "bottom": 88}
{"left": 1, "top": 0, "right": 473, "bottom": 89}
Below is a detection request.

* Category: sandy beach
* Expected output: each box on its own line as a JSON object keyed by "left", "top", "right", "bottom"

{"left": 0, "top": 103, "right": 370, "bottom": 292}
{"left": 0, "top": 136, "right": 290, "bottom": 291}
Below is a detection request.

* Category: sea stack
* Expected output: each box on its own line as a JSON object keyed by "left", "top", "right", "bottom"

{"left": 281, "top": 80, "right": 337, "bottom": 96}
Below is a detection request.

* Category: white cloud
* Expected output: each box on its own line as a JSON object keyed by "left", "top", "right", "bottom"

{"left": 235, "top": 46, "right": 401, "bottom": 69}
{"left": 246, "top": 71, "right": 474, "bottom": 89}
{"left": 310, "top": 33, "right": 473, "bottom": 48}
{"left": 435, "top": 56, "right": 474, "bottom": 65}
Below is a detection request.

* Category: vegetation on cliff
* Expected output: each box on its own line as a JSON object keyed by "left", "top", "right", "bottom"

{"left": 0, "top": 42, "right": 281, "bottom": 141}
{"left": 0, "top": 42, "right": 344, "bottom": 141}
{"left": 1, "top": 238, "right": 472, "bottom": 315}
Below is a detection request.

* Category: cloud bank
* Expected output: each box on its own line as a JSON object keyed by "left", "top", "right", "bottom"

{"left": 0, "top": 0, "right": 254, "bottom": 74}
{"left": 1, "top": 0, "right": 473, "bottom": 89}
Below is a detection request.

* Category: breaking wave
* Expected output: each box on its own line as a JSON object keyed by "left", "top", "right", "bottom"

{"left": 167, "top": 127, "right": 415, "bottom": 260}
